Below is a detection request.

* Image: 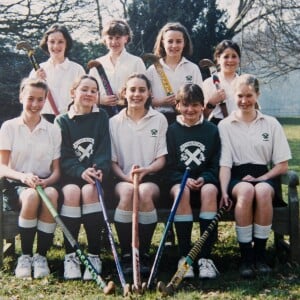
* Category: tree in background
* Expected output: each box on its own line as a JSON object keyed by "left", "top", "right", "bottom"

{"left": 126, "top": 0, "right": 229, "bottom": 63}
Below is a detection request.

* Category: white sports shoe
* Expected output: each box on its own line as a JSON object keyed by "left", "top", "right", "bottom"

{"left": 198, "top": 258, "right": 219, "bottom": 279}
{"left": 64, "top": 252, "right": 81, "bottom": 280}
{"left": 83, "top": 254, "right": 102, "bottom": 281}
{"left": 178, "top": 257, "right": 195, "bottom": 279}
{"left": 32, "top": 254, "right": 50, "bottom": 278}
{"left": 15, "top": 255, "right": 32, "bottom": 279}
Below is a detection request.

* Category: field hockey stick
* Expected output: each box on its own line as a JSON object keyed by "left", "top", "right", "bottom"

{"left": 157, "top": 203, "right": 230, "bottom": 296}
{"left": 142, "top": 53, "right": 173, "bottom": 96}
{"left": 95, "top": 179, "right": 131, "bottom": 297}
{"left": 147, "top": 167, "right": 190, "bottom": 289}
{"left": 131, "top": 173, "right": 146, "bottom": 294}
{"left": 36, "top": 185, "right": 115, "bottom": 295}
{"left": 16, "top": 41, "right": 60, "bottom": 116}
{"left": 87, "top": 60, "right": 118, "bottom": 115}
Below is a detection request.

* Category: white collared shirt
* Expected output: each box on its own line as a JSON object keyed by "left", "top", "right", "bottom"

{"left": 109, "top": 107, "right": 168, "bottom": 174}
{"left": 146, "top": 57, "right": 203, "bottom": 113}
{"left": 89, "top": 49, "right": 146, "bottom": 97}
{"left": 202, "top": 72, "right": 238, "bottom": 119}
{"left": 0, "top": 116, "right": 61, "bottom": 177}
{"left": 219, "top": 110, "right": 291, "bottom": 167}
{"left": 29, "top": 58, "right": 85, "bottom": 114}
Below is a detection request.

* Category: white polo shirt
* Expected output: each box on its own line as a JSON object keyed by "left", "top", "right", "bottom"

{"left": 29, "top": 58, "right": 85, "bottom": 114}
{"left": 202, "top": 72, "right": 238, "bottom": 119}
{"left": 0, "top": 116, "right": 61, "bottom": 178}
{"left": 89, "top": 49, "right": 146, "bottom": 97}
{"left": 109, "top": 107, "right": 168, "bottom": 174}
{"left": 219, "top": 110, "right": 291, "bottom": 168}
{"left": 146, "top": 57, "right": 203, "bottom": 113}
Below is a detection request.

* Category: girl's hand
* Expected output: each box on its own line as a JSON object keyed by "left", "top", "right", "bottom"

{"left": 100, "top": 94, "right": 118, "bottom": 106}
{"left": 21, "top": 173, "right": 40, "bottom": 188}
{"left": 81, "top": 167, "right": 102, "bottom": 184}
{"left": 36, "top": 178, "right": 49, "bottom": 189}
{"left": 162, "top": 94, "right": 176, "bottom": 107}
{"left": 209, "top": 89, "right": 226, "bottom": 106}
{"left": 35, "top": 68, "right": 47, "bottom": 80}
{"left": 220, "top": 194, "right": 232, "bottom": 210}
{"left": 186, "top": 177, "right": 204, "bottom": 191}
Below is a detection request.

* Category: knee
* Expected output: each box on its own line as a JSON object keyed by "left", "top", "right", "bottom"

{"left": 63, "top": 184, "right": 81, "bottom": 206}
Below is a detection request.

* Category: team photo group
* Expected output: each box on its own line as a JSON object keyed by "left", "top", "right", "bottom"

{"left": 0, "top": 18, "right": 291, "bottom": 295}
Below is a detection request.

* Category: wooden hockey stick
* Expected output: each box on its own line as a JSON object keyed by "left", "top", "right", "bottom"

{"left": 131, "top": 173, "right": 146, "bottom": 294}
{"left": 16, "top": 41, "right": 60, "bottom": 116}
{"left": 157, "top": 205, "right": 228, "bottom": 296}
{"left": 36, "top": 186, "right": 115, "bottom": 295}
{"left": 87, "top": 60, "right": 118, "bottom": 115}
{"left": 147, "top": 167, "right": 190, "bottom": 289}
{"left": 142, "top": 53, "right": 173, "bottom": 96}
{"left": 95, "top": 180, "right": 131, "bottom": 297}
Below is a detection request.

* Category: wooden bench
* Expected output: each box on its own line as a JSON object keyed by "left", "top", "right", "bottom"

{"left": 1, "top": 170, "right": 299, "bottom": 268}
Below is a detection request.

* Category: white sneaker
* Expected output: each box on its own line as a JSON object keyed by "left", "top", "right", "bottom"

{"left": 198, "top": 258, "right": 219, "bottom": 279}
{"left": 15, "top": 255, "right": 32, "bottom": 279}
{"left": 32, "top": 254, "right": 50, "bottom": 278}
{"left": 64, "top": 252, "right": 81, "bottom": 280}
{"left": 83, "top": 254, "right": 102, "bottom": 281}
{"left": 178, "top": 257, "right": 194, "bottom": 279}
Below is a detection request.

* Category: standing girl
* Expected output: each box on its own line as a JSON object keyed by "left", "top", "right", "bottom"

{"left": 146, "top": 22, "right": 203, "bottom": 124}
{"left": 219, "top": 74, "right": 291, "bottom": 278}
{"left": 109, "top": 73, "right": 168, "bottom": 274}
{"left": 89, "top": 19, "right": 146, "bottom": 117}
{"left": 55, "top": 75, "right": 111, "bottom": 280}
{"left": 30, "top": 24, "right": 85, "bottom": 122}
{"left": 0, "top": 78, "right": 61, "bottom": 279}
{"left": 202, "top": 39, "right": 241, "bottom": 124}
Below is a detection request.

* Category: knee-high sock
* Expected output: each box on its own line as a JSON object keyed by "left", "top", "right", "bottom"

{"left": 199, "top": 212, "right": 218, "bottom": 259}
{"left": 253, "top": 223, "right": 271, "bottom": 262}
{"left": 82, "top": 202, "right": 103, "bottom": 255}
{"left": 114, "top": 209, "right": 132, "bottom": 256}
{"left": 138, "top": 210, "right": 157, "bottom": 255}
{"left": 60, "top": 205, "right": 81, "bottom": 254}
{"left": 18, "top": 217, "right": 37, "bottom": 256}
{"left": 36, "top": 220, "right": 56, "bottom": 256}
{"left": 174, "top": 214, "right": 193, "bottom": 257}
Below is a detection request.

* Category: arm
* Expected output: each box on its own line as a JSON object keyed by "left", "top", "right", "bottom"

{"left": 38, "top": 158, "right": 60, "bottom": 188}
{"left": 219, "top": 166, "right": 232, "bottom": 207}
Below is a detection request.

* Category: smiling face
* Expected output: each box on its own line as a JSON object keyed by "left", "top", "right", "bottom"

{"left": 20, "top": 85, "right": 47, "bottom": 117}
{"left": 71, "top": 78, "right": 99, "bottom": 112}
{"left": 235, "top": 83, "right": 259, "bottom": 113}
{"left": 125, "top": 77, "right": 151, "bottom": 111}
{"left": 104, "top": 34, "right": 128, "bottom": 55}
{"left": 47, "top": 31, "right": 67, "bottom": 62}
{"left": 177, "top": 100, "right": 204, "bottom": 126}
{"left": 162, "top": 30, "right": 185, "bottom": 59}
{"left": 217, "top": 47, "right": 240, "bottom": 75}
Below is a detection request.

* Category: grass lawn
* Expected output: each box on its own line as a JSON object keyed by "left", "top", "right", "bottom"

{"left": 0, "top": 118, "right": 299, "bottom": 299}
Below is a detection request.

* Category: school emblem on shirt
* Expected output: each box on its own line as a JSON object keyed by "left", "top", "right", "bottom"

{"left": 262, "top": 133, "right": 269, "bottom": 141}
{"left": 180, "top": 141, "right": 206, "bottom": 166}
{"left": 185, "top": 75, "right": 193, "bottom": 82}
{"left": 150, "top": 129, "right": 158, "bottom": 137}
{"left": 73, "top": 138, "right": 94, "bottom": 161}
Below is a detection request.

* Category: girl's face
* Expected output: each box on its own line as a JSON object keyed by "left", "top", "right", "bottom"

{"left": 71, "top": 78, "right": 99, "bottom": 111}
{"left": 47, "top": 31, "right": 67, "bottom": 61}
{"left": 217, "top": 47, "right": 240, "bottom": 74}
{"left": 162, "top": 30, "right": 185, "bottom": 59}
{"left": 20, "top": 86, "right": 46, "bottom": 116}
{"left": 177, "top": 101, "right": 203, "bottom": 126}
{"left": 104, "top": 34, "right": 128, "bottom": 55}
{"left": 235, "top": 83, "right": 259, "bottom": 113}
{"left": 125, "top": 77, "right": 150, "bottom": 110}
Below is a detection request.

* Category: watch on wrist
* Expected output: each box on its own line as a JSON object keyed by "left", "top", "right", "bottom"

{"left": 206, "top": 102, "right": 216, "bottom": 109}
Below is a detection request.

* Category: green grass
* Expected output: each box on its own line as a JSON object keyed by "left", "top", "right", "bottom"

{"left": 1, "top": 118, "right": 300, "bottom": 299}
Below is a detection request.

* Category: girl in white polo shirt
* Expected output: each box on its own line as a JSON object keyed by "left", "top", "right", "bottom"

{"left": 202, "top": 40, "right": 241, "bottom": 124}
{"left": 219, "top": 74, "right": 291, "bottom": 279}
{"left": 30, "top": 24, "right": 85, "bottom": 123}
{"left": 146, "top": 22, "right": 203, "bottom": 124}
{"left": 0, "top": 78, "right": 61, "bottom": 279}
{"left": 109, "top": 73, "right": 168, "bottom": 275}
{"left": 89, "top": 19, "right": 146, "bottom": 117}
